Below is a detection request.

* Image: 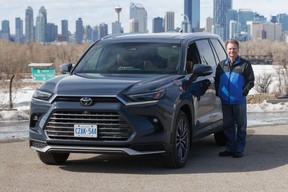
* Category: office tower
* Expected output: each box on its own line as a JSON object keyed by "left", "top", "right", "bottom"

{"left": 130, "top": 18, "right": 139, "bottom": 33}
{"left": 92, "top": 26, "right": 99, "bottom": 42}
{"left": 86, "top": 25, "right": 93, "bottom": 43}
{"left": 213, "top": 0, "right": 232, "bottom": 40}
{"left": 184, "top": 0, "right": 200, "bottom": 32}
{"left": 130, "top": 3, "right": 147, "bottom": 33}
{"left": 164, "top": 11, "right": 175, "bottom": 32}
{"left": 277, "top": 13, "right": 288, "bottom": 32}
{"left": 238, "top": 9, "right": 254, "bottom": 32}
{"left": 46, "top": 23, "right": 58, "bottom": 42}
{"left": 205, "top": 17, "right": 213, "bottom": 32}
{"left": 61, "top": 20, "right": 69, "bottom": 42}
{"left": 226, "top": 9, "right": 238, "bottom": 39}
{"left": 229, "top": 20, "right": 241, "bottom": 39}
{"left": 247, "top": 21, "right": 282, "bottom": 41}
{"left": 1, "top": 20, "right": 10, "bottom": 41}
{"left": 112, "top": 5, "right": 123, "bottom": 34}
{"left": 99, "top": 23, "right": 108, "bottom": 38}
{"left": 35, "top": 11, "right": 45, "bottom": 43}
{"left": 15, "top": 17, "right": 24, "bottom": 43}
{"left": 25, "top": 6, "right": 34, "bottom": 42}
{"left": 75, "top": 18, "right": 83, "bottom": 44}
{"left": 152, "top": 17, "right": 164, "bottom": 33}
{"left": 39, "top": 6, "right": 47, "bottom": 42}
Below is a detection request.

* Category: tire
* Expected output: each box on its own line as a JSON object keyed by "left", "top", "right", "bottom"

{"left": 37, "top": 152, "right": 70, "bottom": 165}
{"left": 162, "top": 111, "right": 191, "bottom": 168}
{"left": 214, "top": 130, "right": 226, "bottom": 146}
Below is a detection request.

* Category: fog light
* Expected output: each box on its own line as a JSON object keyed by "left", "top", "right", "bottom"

{"left": 153, "top": 118, "right": 158, "bottom": 123}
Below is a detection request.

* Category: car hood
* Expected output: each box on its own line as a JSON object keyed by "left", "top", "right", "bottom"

{"left": 40, "top": 73, "right": 181, "bottom": 96}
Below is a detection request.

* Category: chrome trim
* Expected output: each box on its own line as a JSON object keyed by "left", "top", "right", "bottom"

{"left": 31, "top": 145, "right": 165, "bottom": 156}
{"left": 34, "top": 94, "right": 159, "bottom": 106}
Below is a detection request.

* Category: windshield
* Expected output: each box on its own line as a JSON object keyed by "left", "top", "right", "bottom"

{"left": 73, "top": 42, "right": 181, "bottom": 74}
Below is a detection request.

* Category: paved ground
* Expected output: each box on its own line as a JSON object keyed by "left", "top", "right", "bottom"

{"left": 0, "top": 124, "right": 287, "bottom": 192}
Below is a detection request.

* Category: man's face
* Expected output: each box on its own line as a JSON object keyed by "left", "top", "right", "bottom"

{"left": 226, "top": 43, "right": 239, "bottom": 61}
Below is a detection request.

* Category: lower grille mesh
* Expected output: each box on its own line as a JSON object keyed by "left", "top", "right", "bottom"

{"left": 45, "top": 111, "right": 134, "bottom": 141}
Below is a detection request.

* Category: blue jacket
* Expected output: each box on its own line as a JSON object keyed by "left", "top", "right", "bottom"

{"left": 214, "top": 56, "right": 255, "bottom": 104}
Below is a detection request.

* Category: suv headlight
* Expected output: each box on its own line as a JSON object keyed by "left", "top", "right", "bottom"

{"left": 33, "top": 89, "right": 53, "bottom": 100}
{"left": 127, "top": 89, "right": 165, "bottom": 102}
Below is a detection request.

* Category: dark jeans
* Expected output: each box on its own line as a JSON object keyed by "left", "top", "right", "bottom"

{"left": 222, "top": 104, "right": 247, "bottom": 153}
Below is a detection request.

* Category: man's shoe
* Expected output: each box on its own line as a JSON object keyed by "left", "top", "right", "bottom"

{"left": 233, "top": 152, "right": 243, "bottom": 158}
{"left": 219, "top": 151, "right": 234, "bottom": 157}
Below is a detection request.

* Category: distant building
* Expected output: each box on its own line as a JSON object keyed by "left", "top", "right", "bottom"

{"left": 15, "top": 17, "right": 24, "bottom": 43}
{"left": 247, "top": 21, "right": 282, "bottom": 41}
{"left": 152, "top": 17, "right": 164, "bottom": 33}
{"left": 130, "top": 18, "right": 139, "bottom": 33}
{"left": 213, "top": 0, "right": 232, "bottom": 40}
{"left": 99, "top": 23, "right": 108, "bottom": 38}
{"left": 61, "top": 20, "right": 69, "bottom": 42}
{"left": 184, "top": 0, "right": 200, "bottom": 32}
{"left": 164, "top": 11, "right": 175, "bottom": 32}
{"left": 35, "top": 12, "right": 45, "bottom": 43}
{"left": 238, "top": 9, "right": 254, "bottom": 32}
{"left": 25, "top": 6, "right": 34, "bottom": 42}
{"left": 130, "top": 3, "right": 147, "bottom": 33}
{"left": 205, "top": 17, "right": 213, "bottom": 33}
{"left": 1, "top": 20, "right": 11, "bottom": 41}
{"left": 226, "top": 9, "right": 238, "bottom": 39}
{"left": 39, "top": 6, "right": 47, "bottom": 42}
{"left": 277, "top": 13, "right": 288, "bottom": 32}
{"left": 75, "top": 18, "right": 83, "bottom": 44}
{"left": 46, "top": 23, "right": 58, "bottom": 42}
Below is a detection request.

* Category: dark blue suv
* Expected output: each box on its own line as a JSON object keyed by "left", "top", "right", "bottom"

{"left": 29, "top": 32, "right": 227, "bottom": 168}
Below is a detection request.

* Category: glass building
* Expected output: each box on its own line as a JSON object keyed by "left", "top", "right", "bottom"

{"left": 15, "top": 17, "right": 24, "bottom": 43}
{"left": 25, "top": 6, "right": 34, "bottom": 42}
{"left": 75, "top": 18, "right": 83, "bottom": 44}
{"left": 213, "top": 0, "right": 232, "bottom": 40}
{"left": 130, "top": 3, "right": 147, "bottom": 33}
{"left": 152, "top": 17, "right": 164, "bottom": 33}
{"left": 184, "top": 0, "right": 200, "bottom": 32}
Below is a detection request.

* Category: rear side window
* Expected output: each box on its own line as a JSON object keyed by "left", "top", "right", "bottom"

{"left": 210, "top": 39, "right": 227, "bottom": 63}
{"left": 195, "top": 39, "right": 217, "bottom": 67}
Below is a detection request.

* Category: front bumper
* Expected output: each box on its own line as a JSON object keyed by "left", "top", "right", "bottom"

{"left": 29, "top": 95, "right": 173, "bottom": 155}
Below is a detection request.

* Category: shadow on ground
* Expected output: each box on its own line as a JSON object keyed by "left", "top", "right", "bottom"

{"left": 59, "top": 132, "right": 288, "bottom": 174}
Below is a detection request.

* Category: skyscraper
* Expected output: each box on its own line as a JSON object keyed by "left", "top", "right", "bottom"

{"left": 15, "top": 17, "right": 24, "bottom": 43}
{"left": 99, "top": 23, "right": 108, "bottom": 38}
{"left": 75, "top": 18, "right": 83, "bottom": 44}
{"left": 35, "top": 11, "right": 45, "bottom": 43}
{"left": 39, "top": 6, "right": 47, "bottom": 42}
{"left": 184, "top": 0, "right": 200, "bottom": 32}
{"left": 152, "top": 17, "right": 164, "bottom": 33}
{"left": 61, "top": 20, "right": 69, "bottom": 42}
{"left": 25, "top": 6, "right": 34, "bottom": 42}
{"left": 1, "top": 20, "right": 10, "bottom": 41}
{"left": 130, "top": 3, "right": 147, "bottom": 33}
{"left": 164, "top": 11, "right": 175, "bottom": 32}
{"left": 213, "top": 0, "right": 232, "bottom": 40}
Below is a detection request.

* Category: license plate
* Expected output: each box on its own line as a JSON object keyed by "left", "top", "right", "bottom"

{"left": 74, "top": 124, "right": 97, "bottom": 138}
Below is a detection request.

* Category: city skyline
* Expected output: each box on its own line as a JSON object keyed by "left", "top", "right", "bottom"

{"left": 1, "top": 0, "right": 288, "bottom": 34}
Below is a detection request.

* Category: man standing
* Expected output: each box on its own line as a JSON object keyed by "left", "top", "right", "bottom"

{"left": 215, "top": 39, "right": 255, "bottom": 158}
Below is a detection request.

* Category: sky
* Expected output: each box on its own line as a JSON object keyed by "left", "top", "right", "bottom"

{"left": 1, "top": 0, "right": 288, "bottom": 34}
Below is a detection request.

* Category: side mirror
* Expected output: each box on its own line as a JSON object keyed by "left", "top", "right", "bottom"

{"left": 191, "top": 64, "right": 213, "bottom": 81}
{"left": 60, "top": 63, "right": 73, "bottom": 74}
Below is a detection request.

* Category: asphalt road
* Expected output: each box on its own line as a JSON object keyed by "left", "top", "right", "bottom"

{"left": 0, "top": 124, "right": 287, "bottom": 192}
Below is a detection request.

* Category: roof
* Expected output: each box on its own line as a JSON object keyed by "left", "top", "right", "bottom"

{"left": 101, "top": 32, "right": 221, "bottom": 44}
{"left": 28, "top": 63, "right": 54, "bottom": 67}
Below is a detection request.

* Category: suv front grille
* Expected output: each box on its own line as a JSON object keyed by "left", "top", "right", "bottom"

{"left": 45, "top": 111, "right": 134, "bottom": 141}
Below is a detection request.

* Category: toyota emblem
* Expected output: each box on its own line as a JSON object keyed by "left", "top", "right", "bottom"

{"left": 80, "top": 97, "right": 93, "bottom": 106}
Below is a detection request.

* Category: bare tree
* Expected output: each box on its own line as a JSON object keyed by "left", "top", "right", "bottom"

{"left": 254, "top": 73, "right": 273, "bottom": 93}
